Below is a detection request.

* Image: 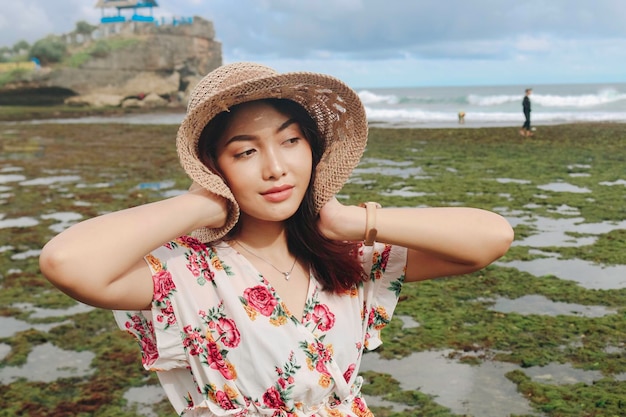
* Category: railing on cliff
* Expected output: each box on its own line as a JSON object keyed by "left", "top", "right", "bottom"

{"left": 61, "top": 17, "right": 194, "bottom": 45}
{"left": 100, "top": 15, "right": 193, "bottom": 25}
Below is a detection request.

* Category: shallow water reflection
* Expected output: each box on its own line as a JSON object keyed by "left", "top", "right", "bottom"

{"left": 0, "top": 343, "right": 94, "bottom": 384}
{"left": 362, "top": 350, "right": 611, "bottom": 416}
{"left": 0, "top": 303, "right": 95, "bottom": 339}
{"left": 354, "top": 158, "right": 430, "bottom": 180}
{"left": 20, "top": 175, "right": 81, "bottom": 186}
{"left": 41, "top": 211, "right": 83, "bottom": 233}
{"left": 124, "top": 385, "right": 167, "bottom": 417}
{"left": 361, "top": 350, "right": 538, "bottom": 416}
{"left": 498, "top": 256, "right": 626, "bottom": 290}
{"left": 505, "top": 215, "right": 626, "bottom": 248}
{"left": 13, "top": 302, "right": 94, "bottom": 319}
{"left": 0, "top": 214, "right": 39, "bottom": 229}
{"left": 600, "top": 179, "right": 626, "bottom": 186}
{"left": 488, "top": 294, "right": 617, "bottom": 317}
{"left": 537, "top": 182, "right": 591, "bottom": 193}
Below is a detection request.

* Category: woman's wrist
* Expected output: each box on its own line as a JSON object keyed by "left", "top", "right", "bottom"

{"left": 359, "top": 202, "right": 381, "bottom": 245}
{"left": 178, "top": 190, "right": 229, "bottom": 231}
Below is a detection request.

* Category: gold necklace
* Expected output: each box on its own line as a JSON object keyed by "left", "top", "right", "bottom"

{"left": 235, "top": 241, "right": 298, "bottom": 281}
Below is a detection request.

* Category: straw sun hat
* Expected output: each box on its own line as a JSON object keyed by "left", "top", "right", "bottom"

{"left": 176, "top": 62, "right": 368, "bottom": 242}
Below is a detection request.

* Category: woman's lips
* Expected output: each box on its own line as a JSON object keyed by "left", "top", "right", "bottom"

{"left": 261, "top": 185, "right": 294, "bottom": 202}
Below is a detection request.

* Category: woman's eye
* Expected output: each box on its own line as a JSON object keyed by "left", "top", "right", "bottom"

{"left": 284, "top": 137, "right": 300, "bottom": 145}
{"left": 235, "top": 149, "right": 256, "bottom": 158}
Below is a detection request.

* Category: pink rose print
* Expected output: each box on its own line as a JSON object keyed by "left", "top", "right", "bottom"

{"left": 215, "top": 391, "right": 236, "bottom": 410}
{"left": 380, "top": 245, "right": 391, "bottom": 268}
{"left": 206, "top": 341, "right": 236, "bottom": 379}
{"left": 162, "top": 301, "right": 176, "bottom": 326}
{"left": 367, "top": 308, "right": 375, "bottom": 326}
{"left": 312, "top": 304, "right": 335, "bottom": 332}
{"left": 182, "top": 325, "right": 205, "bottom": 356}
{"left": 203, "top": 269, "right": 214, "bottom": 281}
{"left": 343, "top": 363, "right": 356, "bottom": 382}
{"left": 315, "top": 360, "right": 329, "bottom": 375}
{"left": 351, "top": 396, "right": 373, "bottom": 417}
{"left": 128, "top": 314, "right": 146, "bottom": 333}
{"left": 140, "top": 336, "right": 159, "bottom": 366}
{"left": 153, "top": 270, "right": 175, "bottom": 302}
{"left": 177, "top": 235, "right": 207, "bottom": 252}
{"left": 187, "top": 254, "right": 200, "bottom": 276}
{"left": 244, "top": 286, "right": 278, "bottom": 316}
{"left": 262, "top": 386, "right": 286, "bottom": 409}
{"left": 278, "top": 378, "right": 287, "bottom": 389}
{"left": 313, "top": 342, "right": 332, "bottom": 375}
{"left": 215, "top": 317, "right": 241, "bottom": 348}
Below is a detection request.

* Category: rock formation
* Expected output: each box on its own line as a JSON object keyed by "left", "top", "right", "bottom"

{"left": 0, "top": 16, "right": 221, "bottom": 107}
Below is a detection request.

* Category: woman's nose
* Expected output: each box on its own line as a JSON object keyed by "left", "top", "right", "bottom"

{"left": 262, "top": 147, "right": 287, "bottom": 179}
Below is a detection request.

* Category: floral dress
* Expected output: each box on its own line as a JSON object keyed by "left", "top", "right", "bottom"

{"left": 113, "top": 236, "right": 407, "bottom": 417}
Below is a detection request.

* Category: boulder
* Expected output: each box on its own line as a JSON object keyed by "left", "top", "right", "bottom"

{"left": 142, "top": 92, "right": 169, "bottom": 107}
{"left": 121, "top": 98, "right": 144, "bottom": 108}
{"left": 65, "top": 93, "right": 124, "bottom": 107}
{"left": 92, "top": 71, "right": 180, "bottom": 98}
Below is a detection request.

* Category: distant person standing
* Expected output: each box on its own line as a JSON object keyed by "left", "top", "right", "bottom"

{"left": 520, "top": 88, "right": 533, "bottom": 137}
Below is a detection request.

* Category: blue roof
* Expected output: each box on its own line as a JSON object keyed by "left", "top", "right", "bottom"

{"left": 95, "top": 0, "right": 158, "bottom": 9}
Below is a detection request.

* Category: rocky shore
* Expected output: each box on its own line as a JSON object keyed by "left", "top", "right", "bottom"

{"left": 0, "top": 16, "right": 221, "bottom": 108}
{"left": 1, "top": 120, "right": 625, "bottom": 416}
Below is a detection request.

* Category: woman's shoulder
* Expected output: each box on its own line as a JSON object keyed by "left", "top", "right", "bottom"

{"left": 145, "top": 237, "right": 234, "bottom": 271}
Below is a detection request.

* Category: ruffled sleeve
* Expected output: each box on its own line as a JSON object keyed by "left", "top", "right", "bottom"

{"left": 112, "top": 244, "right": 188, "bottom": 371}
{"left": 359, "top": 242, "right": 407, "bottom": 351}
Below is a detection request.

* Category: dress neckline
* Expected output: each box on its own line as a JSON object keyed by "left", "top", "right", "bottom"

{"left": 217, "top": 242, "right": 316, "bottom": 323}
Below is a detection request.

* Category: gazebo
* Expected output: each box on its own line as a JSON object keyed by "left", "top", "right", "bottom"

{"left": 95, "top": 0, "right": 158, "bottom": 23}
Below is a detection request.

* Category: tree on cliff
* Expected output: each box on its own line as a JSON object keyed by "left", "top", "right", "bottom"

{"left": 75, "top": 21, "right": 98, "bottom": 42}
{"left": 13, "top": 40, "right": 31, "bottom": 54}
{"left": 0, "top": 47, "right": 10, "bottom": 63}
{"left": 29, "top": 36, "right": 67, "bottom": 66}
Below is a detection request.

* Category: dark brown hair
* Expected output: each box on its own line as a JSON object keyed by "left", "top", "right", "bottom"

{"left": 198, "top": 98, "right": 367, "bottom": 293}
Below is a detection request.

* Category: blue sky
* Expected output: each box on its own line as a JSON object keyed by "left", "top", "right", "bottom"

{"left": 0, "top": 0, "right": 624, "bottom": 88}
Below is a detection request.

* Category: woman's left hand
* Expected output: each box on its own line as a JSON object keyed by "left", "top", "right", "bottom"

{"left": 317, "top": 197, "right": 364, "bottom": 241}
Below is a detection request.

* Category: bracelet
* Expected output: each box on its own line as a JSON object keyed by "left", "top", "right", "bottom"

{"left": 359, "top": 202, "right": 382, "bottom": 246}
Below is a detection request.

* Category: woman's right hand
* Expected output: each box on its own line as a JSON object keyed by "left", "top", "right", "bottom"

{"left": 186, "top": 181, "right": 229, "bottom": 230}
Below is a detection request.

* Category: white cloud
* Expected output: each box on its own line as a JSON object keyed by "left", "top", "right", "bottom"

{"left": 515, "top": 35, "right": 552, "bottom": 52}
{"left": 0, "top": 1, "right": 54, "bottom": 40}
{"left": 0, "top": 0, "right": 624, "bottom": 86}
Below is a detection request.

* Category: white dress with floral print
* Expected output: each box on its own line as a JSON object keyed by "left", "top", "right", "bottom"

{"left": 113, "top": 236, "right": 407, "bottom": 417}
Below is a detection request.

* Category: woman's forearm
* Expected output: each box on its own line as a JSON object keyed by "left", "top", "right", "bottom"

{"left": 374, "top": 207, "right": 513, "bottom": 266}
{"left": 319, "top": 200, "right": 513, "bottom": 273}
{"left": 39, "top": 190, "right": 227, "bottom": 308}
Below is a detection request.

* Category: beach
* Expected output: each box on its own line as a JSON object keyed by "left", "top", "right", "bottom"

{"left": 1, "top": 120, "right": 625, "bottom": 416}
{"left": 3, "top": 82, "right": 626, "bottom": 130}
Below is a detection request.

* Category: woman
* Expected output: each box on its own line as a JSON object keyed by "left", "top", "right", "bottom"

{"left": 40, "top": 62, "right": 513, "bottom": 416}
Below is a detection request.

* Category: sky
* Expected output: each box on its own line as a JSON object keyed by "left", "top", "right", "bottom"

{"left": 0, "top": 0, "right": 625, "bottom": 88}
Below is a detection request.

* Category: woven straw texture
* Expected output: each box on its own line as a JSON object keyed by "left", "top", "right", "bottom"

{"left": 176, "top": 62, "right": 368, "bottom": 242}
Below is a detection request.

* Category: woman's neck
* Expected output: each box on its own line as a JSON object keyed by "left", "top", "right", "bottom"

{"left": 234, "top": 216, "right": 289, "bottom": 251}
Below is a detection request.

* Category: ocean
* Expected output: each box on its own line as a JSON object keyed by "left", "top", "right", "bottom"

{"left": 21, "top": 82, "right": 626, "bottom": 129}
{"left": 359, "top": 82, "right": 626, "bottom": 128}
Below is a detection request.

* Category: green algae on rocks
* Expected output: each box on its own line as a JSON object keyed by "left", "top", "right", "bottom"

{"left": 1, "top": 122, "right": 625, "bottom": 416}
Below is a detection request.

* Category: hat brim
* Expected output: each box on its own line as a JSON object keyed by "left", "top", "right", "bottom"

{"left": 177, "top": 69, "right": 368, "bottom": 242}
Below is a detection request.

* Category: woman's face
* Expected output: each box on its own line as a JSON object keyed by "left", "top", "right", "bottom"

{"left": 214, "top": 101, "right": 313, "bottom": 224}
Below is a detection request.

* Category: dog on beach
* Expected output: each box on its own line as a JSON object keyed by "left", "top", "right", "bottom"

{"left": 458, "top": 111, "right": 466, "bottom": 124}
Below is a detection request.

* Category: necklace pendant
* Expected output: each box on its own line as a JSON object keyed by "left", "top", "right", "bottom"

{"left": 283, "top": 272, "right": 290, "bottom": 281}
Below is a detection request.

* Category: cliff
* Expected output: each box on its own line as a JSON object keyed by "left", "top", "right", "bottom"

{"left": 0, "top": 16, "right": 222, "bottom": 107}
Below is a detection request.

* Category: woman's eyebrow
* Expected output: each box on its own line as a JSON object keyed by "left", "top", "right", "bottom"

{"left": 224, "top": 134, "right": 255, "bottom": 145}
{"left": 277, "top": 118, "right": 297, "bottom": 132}
{"left": 224, "top": 118, "right": 298, "bottom": 146}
